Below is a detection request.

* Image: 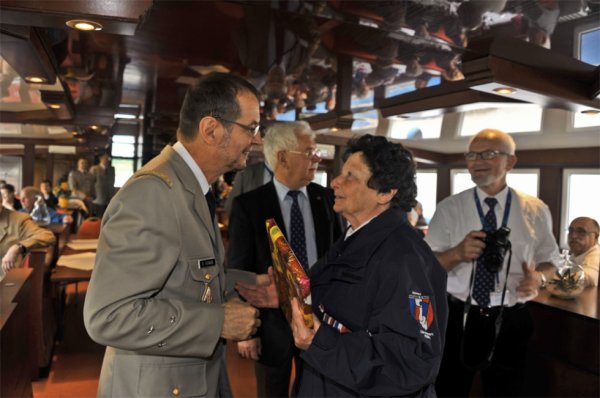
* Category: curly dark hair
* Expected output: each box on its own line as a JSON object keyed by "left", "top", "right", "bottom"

{"left": 177, "top": 72, "right": 260, "bottom": 141}
{"left": 343, "top": 134, "right": 417, "bottom": 211}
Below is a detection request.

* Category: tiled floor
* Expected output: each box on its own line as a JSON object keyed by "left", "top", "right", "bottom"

{"left": 32, "top": 283, "right": 258, "bottom": 398}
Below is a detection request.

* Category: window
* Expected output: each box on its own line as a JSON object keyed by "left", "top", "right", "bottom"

{"left": 111, "top": 134, "right": 136, "bottom": 187}
{"left": 560, "top": 169, "right": 600, "bottom": 248}
{"left": 575, "top": 25, "right": 600, "bottom": 65}
{"left": 416, "top": 170, "right": 437, "bottom": 223}
{"left": 313, "top": 170, "right": 328, "bottom": 187}
{"left": 459, "top": 105, "right": 542, "bottom": 136}
{"left": 389, "top": 114, "right": 443, "bottom": 140}
{"left": 451, "top": 169, "right": 540, "bottom": 197}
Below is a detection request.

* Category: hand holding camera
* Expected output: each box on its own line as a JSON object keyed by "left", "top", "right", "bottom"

{"left": 477, "top": 226, "right": 511, "bottom": 272}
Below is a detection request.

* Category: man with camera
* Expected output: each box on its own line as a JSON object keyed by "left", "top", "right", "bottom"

{"left": 425, "top": 128, "right": 560, "bottom": 397}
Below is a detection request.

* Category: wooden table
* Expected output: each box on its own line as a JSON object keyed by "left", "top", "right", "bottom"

{"left": 1, "top": 268, "right": 34, "bottom": 398}
{"left": 50, "top": 244, "right": 95, "bottom": 340}
{"left": 524, "top": 287, "right": 599, "bottom": 397}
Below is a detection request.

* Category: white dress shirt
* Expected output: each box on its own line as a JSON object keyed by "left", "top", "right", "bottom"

{"left": 273, "top": 178, "right": 317, "bottom": 268}
{"left": 425, "top": 186, "right": 561, "bottom": 306}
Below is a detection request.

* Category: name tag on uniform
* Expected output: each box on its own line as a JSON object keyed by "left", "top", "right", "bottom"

{"left": 198, "top": 258, "right": 216, "bottom": 268}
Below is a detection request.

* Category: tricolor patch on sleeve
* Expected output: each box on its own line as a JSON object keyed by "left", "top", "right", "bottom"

{"left": 409, "top": 292, "right": 434, "bottom": 333}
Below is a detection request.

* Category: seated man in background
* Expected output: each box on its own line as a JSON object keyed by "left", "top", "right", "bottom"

{"left": 568, "top": 217, "right": 599, "bottom": 287}
{"left": 19, "top": 187, "right": 73, "bottom": 224}
{"left": 40, "top": 180, "right": 58, "bottom": 209}
{"left": 1, "top": 206, "right": 56, "bottom": 273}
{"left": 1, "top": 183, "right": 22, "bottom": 210}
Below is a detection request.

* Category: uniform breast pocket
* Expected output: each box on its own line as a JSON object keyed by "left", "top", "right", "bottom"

{"left": 137, "top": 361, "right": 207, "bottom": 397}
{"left": 188, "top": 258, "right": 221, "bottom": 303}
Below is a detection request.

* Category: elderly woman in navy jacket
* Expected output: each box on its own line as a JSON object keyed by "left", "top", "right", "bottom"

{"left": 239, "top": 134, "right": 448, "bottom": 397}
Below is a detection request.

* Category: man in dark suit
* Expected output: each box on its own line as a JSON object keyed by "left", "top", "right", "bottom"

{"left": 227, "top": 121, "right": 343, "bottom": 397}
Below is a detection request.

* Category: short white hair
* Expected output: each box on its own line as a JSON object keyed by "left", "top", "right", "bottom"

{"left": 263, "top": 121, "right": 314, "bottom": 169}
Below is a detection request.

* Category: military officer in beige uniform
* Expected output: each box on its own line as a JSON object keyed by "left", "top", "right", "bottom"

{"left": 84, "top": 73, "right": 262, "bottom": 397}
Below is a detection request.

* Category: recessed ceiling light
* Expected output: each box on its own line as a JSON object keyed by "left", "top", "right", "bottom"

{"left": 90, "top": 125, "right": 99, "bottom": 130}
{"left": 330, "top": 127, "right": 339, "bottom": 132}
{"left": 66, "top": 19, "right": 103, "bottom": 31}
{"left": 25, "top": 76, "right": 46, "bottom": 83}
{"left": 580, "top": 109, "right": 600, "bottom": 115}
{"left": 493, "top": 87, "right": 516, "bottom": 95}
{"left": 47, "top": 103, "right": 61, "bottom": 110}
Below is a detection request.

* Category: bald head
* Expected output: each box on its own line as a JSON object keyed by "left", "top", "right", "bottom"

{"left": 568, "top": 217, "right": 599, "bottom": 256}
{"left": 469, "top": 129, "right": 516, "bottom": 155}
{"left": 20, "top": 186, "right": 42, "bottom": 212}
{"left": 466, "top": 129, "right": 518, "bottom": 195}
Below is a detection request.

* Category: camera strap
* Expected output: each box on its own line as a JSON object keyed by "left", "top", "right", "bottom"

{"left": 460, "top": 245, "right": 512, "bottom": 370}
{"left": 458, "top": 188, "right": 514, "bottom": 370}
{"left": 473, "top": 188, "right": 512, "bottom": 229}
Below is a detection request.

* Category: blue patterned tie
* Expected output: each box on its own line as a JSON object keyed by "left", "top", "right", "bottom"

{"left": 287, "top": 190, "right": 309, "bottom": 270}
{"left": 473, "top": 197, "right": 498, "bottom": 307}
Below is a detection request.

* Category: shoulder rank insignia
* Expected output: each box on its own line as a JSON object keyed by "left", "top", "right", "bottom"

{"left": 135, "top": 170, "right": 173, "bottom": 188}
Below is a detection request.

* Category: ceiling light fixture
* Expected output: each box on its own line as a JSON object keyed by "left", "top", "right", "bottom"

{"left": 580, "top": 109, "right": 600, "bottom": 115}
{"left": 493, "top": 87, "right": 516, "bottom": 95}
{"left": 47, "top": 103, "right": 61, "bottom": 110}
{"left": 25, "top": 76, "right": 46, "bottom": 84}
{"left": 66, "top": 19, "right": 103, "bottom": 31}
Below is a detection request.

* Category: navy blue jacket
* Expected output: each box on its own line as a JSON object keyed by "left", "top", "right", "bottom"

{"left": 296, "top": 207, "right": 448, "bottom": 397}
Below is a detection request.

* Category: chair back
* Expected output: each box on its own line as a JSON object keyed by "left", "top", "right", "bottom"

{"left": 77, "top": 217, "right": 101, "bottom": 239}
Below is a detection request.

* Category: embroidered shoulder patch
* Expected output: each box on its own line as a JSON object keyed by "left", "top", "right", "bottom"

{"left": 409, "top": 291, "right": 435, "bottom": 339}
{"left": 136, "top": 170, "right": 173, "bottom": 188}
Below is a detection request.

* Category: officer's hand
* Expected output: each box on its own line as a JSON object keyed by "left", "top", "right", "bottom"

{"left": 2, "top": 245, "right": 22, "bottom": 272}
{"left": 456, "top": 230, "right": 486, "bottom": 262}
{"left": 221, "top": 299, "right": 260, "bottom": 341}
{"left": 236, "top": 267, "right": 279, "bottom": 308}
{"left": 516, "top": 261, "right": 540, "bottom": 301}
{"left": 290, "top": 298, "right": 320, "bottom": 351}
{"left": 237, "top": 338, "right": 261, "bottom": 361}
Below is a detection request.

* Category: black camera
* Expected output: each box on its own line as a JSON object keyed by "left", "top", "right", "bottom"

{"left": 479, "top": 226, "right": 511, "bottom": 273}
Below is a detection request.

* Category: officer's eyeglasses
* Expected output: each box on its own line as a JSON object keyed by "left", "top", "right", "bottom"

{"left": 464, "top": 150, "right": 510, "bottom": 161}
{"left": 215, "top": 117, "right": 261, "bottom": 138}
{"left": 567, "top": 227, "right": 598, "bottom": 237}
{"left": 288, "top": 148, "right": 322, "bottom": 160}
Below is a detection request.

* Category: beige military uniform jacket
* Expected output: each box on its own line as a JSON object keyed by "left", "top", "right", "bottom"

{"left": 0, "top": 207, "right": 56, "bottom": 257}
{"left": 84, "top": 145, "right": 226, "bottom": 397}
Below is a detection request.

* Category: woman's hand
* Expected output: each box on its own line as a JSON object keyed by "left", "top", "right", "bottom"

{"left": 290, "top": 298, "right": 320, "bottom": 351}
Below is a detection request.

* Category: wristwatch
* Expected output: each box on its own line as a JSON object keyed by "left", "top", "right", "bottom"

{"left": 16, "top": 243, "right": 27, "bottom": 256}
{"left": 539, "top": 272, "right": 547, "bottom": 289}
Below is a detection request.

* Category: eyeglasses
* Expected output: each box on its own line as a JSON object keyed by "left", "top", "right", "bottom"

{"left": 567, "top": 227, "right": 598, "bottom": 236}
{"left": 464, "top": 150, "right": 510, "bottom": 161}
{"left": 288, "top": 148, "right": 322, "bottom": 160}
{"left": 215, "top": 117, "right": 261, "bottom": 137}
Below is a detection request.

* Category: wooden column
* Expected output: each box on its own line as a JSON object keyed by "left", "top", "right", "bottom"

{"left": 22, "top": 143, "right": 35, "bottom": 187}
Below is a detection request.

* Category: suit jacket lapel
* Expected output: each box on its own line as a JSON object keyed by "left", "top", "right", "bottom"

{"left": 263, "top": 182, "right": 286, "bottom": 239}
{"left": 307, "top": 183, "right": 331, "bottom": 257}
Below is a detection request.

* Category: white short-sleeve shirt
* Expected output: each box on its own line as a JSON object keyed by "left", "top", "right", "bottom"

{"left": 425, "top": 186, "right": 561, "bottom": 306}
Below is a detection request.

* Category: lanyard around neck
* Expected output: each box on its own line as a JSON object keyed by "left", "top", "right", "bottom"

{"left": 473, "top": 188, "right": 512, "bottom": 229}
